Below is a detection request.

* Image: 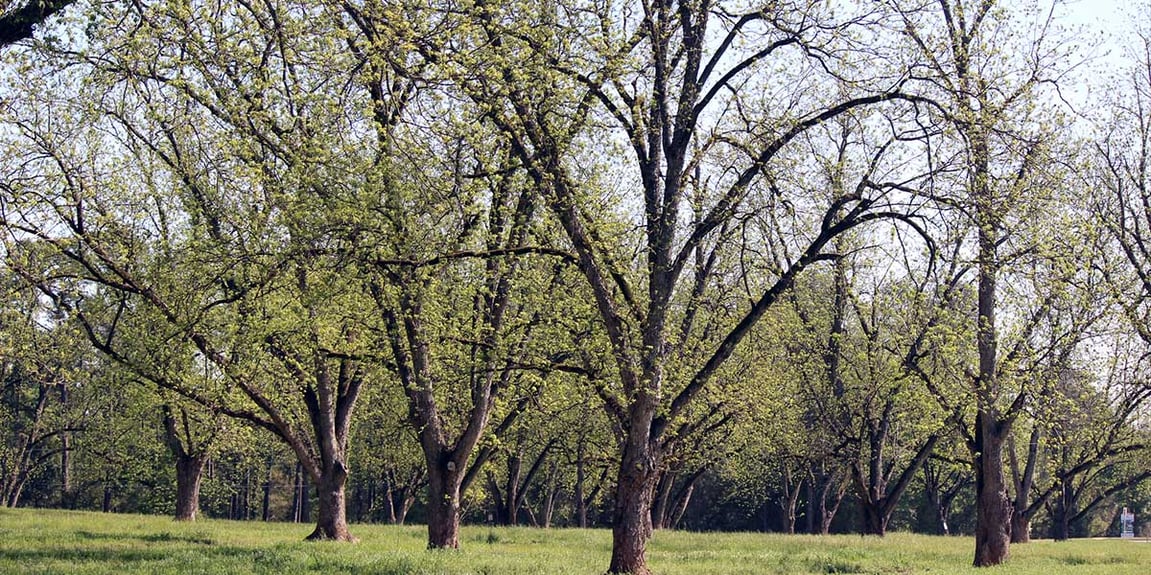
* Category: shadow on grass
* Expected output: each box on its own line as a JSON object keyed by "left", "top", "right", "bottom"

{"left": 0, "top": 542, "right": 251, "bottom": 565}
{"left": 74, "top": 530, "right": 217, "bottom": 546}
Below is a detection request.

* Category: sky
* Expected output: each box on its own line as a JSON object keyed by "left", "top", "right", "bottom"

{"left": 1040, "top": 0, "right": 1143, "bottom": 115}
{"left": 1059, "top": 0, "right": 1136, "bottom": 63}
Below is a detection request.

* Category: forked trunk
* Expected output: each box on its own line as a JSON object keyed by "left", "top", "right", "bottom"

{"left": 781, "top": 469, "right": 804, "bottom": 535}
{"left": 426, "top": 462, "right": 463, "bottom": 549}
{"left": 306, "top": 462, "right": 355, "bottom": 541}
{"left": 608, "top": 433, "right": 660, "bottom": 575}
{"left": 973, "top": 419, "right": 1012, "bottom": 566}
{"left": 174, "top": 454, "right": 207, "bottom": 521}
{"left": 1008, "top": 427, "right": 1040, "bottom": 544}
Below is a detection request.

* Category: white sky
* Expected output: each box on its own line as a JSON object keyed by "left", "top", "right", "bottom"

{"left": 1058, "top": 0, "right": 1137, "bottom": 64}
{"left": 1042, "top": 0, "right": 1143, "bottom": 116}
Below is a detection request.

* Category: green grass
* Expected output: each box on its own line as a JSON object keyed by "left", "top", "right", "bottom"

{"left": 1, "top": 508, "right": 1149, "bottom": 574}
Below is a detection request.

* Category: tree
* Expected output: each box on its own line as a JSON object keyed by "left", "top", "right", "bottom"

{"left": 159, "top": 402, "right": 221, "bottom": 521}
{"left": 360, "top": 109, "right": 579, "bottom": 548}
{"left": 0, "top": 0, "right": 384, "bottom": 539}
{"left": 347, "top": 387, "right": 426, "bottom": 525}
{"left": 920, "top": 442, "right": 974, "bottom": 535}
{"left": 889, "top": 0, "right": 1082, "bottom": 564}
{"left": 449, "top": 1, "right": 929, "bottom": 570}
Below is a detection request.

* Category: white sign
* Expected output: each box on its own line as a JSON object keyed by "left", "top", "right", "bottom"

{"left": 1121, "top": 507, "right": 1135, "bottom": 539}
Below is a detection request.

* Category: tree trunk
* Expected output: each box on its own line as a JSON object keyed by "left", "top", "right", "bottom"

{"left": 1010, "top": 512, "right": 1030, "bottom": 543}
{"left": 4, "top": 473, "right": 27, "bottom": 508}
{"left": 820, "top": 473, "right": 848, "bottom": 535}
{"left": 292, "top": 462, "right": 305, "bottom": 522}
{"left": 806, "top": 465, "right": 845, "bottom": 534}
{"left": 426, "top": 461, "right": 463, "bottom": 549}
{"left": 239, "top": 466, "right": 248, "bottom": 522}
{"left": 1051, "top": 497, "right": 1070, "bottom": 541}
{"left": 261, "top": 465, "right": 272, "bottom": 522}
{"left": 398, "top": 488, "right": 416, "bottom": 525}
{"left": 1009, "top": 427, "right": 1040, "bottom": 544}
{"left": 499, "top": 454, "right": 521, "bottom": 525}
{"left": 575, "top": 440, "right": 588, "bottom": 528}
{"left": 973, "top": 417, "right": 1012, "bottom": 566}
{"left": 780, "top": 467, "right": 804, "bottom": 535}
{"left": 669, "top": 483, "right": 694, "bottom": 530}
{"left": 59, "top": 383, "right": 71, "bottom": 508}
{"left": 805, "top": 479, "right": 816, "bottom": 534}
{"left": 608, "top": 431, "right": 660, "bottom": 575}
{"left": 174, "top": 455, "right": 208, "bottom": 521}
{"left": 1051, "top": 481, "right": 1073, "bottom": 541}
{"left": 301, "top": 479, "right": 312, "bottom": 523}
{"left": 486, "top": 472, "right": 510, "bottom": 526}
{"left": 385, "top": 481, "right": 397, "bottom": 524}
{"left": 861, "top": 501, "right": 887, "bottom": 536}
{"left": 306, "top": 462, "right": 355, "bottom": 541}
{"left": 651, "top": 469, "right": 674, "bottom": 530}
{"left": 543, "top": 462, "right": 559, "bottom": 528}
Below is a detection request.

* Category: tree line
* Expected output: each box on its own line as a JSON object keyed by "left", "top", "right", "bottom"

{"left": 2, "top": 0, "right": 1151, "bottom": 573}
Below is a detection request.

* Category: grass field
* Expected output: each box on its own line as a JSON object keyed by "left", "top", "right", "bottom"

{"left": 1, "top": 508, "right": 1149, "bottom": 574}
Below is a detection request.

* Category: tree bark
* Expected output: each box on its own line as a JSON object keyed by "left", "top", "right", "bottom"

{"left": 59, "top": 382, "right": 71, "bottom": 508}
{"left": 174, "top": 455, "right": 208, "bottom": 521}
{"left": 1050, "top": 479, "right": 1075, "bottom": 540}
{"left": 542, "top": 464, "right": 559, "bottom": 528}
{"left": 608, "top": 424, "right": 660, "bottom": 575}
{"left": 426, "top": 461, "right": 462, "bottom": 549}
{"left": 652, "top": 469, "right": 673, "bottom": 531}
{"left": 973, "top": 415, "right": 1012, "bottom": 565}
{"left": 306, "top": 462, "right": 354, "bottom": 541}
{"left": 1008, "top": 426, "right": 1041, "bottom": 543}
{"left": 1010, "top": 512, "right": 1030, "bottom": 543}
{"left": 969, "top": 100, "right": 1014, "bottom": 564}
{"left": 779, "top": 465, "right": 804, "bottom": 535}
{"left": 262, "top": 463, "right": 273, "bottom": 522}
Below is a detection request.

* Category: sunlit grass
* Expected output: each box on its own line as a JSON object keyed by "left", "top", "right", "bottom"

{"left": 1, "top": 508, "right": 1149, "bottom": 574}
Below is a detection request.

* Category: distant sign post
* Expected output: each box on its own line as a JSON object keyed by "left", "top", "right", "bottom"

{"left": 1121, "top": 507, "right": 1135, "bottom": 539}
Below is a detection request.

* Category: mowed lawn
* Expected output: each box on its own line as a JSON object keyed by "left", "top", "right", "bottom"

{"left": 1, "top": 508, "right": 1149, "bottom": 574}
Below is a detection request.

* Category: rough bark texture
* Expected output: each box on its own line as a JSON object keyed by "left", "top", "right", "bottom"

{"left": 307, "top": 463, "right": 354, "bottom": 541}
{"left": 973, "top": 415, "right": 1012, "bottom": 566}
{"left": 426, "top": 462, "right": 462, "bottom": 549}
{"left": 173, "top": 455, "right": 207, "bottom": 521}
{"left": 970, "top": 79, "right": 1013, "bottom": 564}
{"left": 1010, "top": 512, "right": 1031, "bottom": 543}
{"left": 608, "top": 429, "right": 660, "bottom": 575}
